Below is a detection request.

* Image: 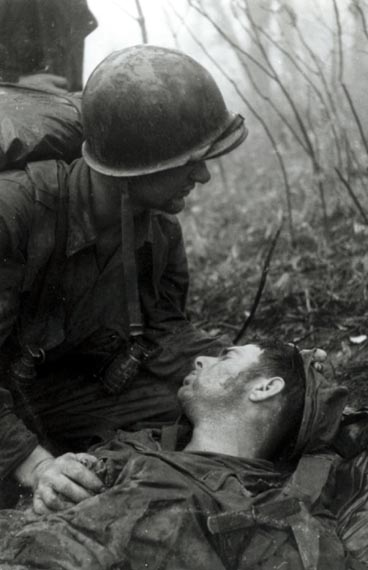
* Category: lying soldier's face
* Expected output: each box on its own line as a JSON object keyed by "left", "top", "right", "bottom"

{"left": 178, "top": 344, "right": 264, "bottom": 409}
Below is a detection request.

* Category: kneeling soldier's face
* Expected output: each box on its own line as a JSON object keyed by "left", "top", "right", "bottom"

{"left": 129, "top": 161, "right": 211, "bottom": 214}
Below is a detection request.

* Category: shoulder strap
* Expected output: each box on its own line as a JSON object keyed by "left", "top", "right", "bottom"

{"left": 22, "top": 161, "right": 69, "bottom": 350}
{"left": 207, "top": 454, "right": 341, "bottom": 570}
{"left": 120, "top": 191, "right": 144, "bottom": 338}
{"left": 281, "top": 453, "right": 337, "bottom": 505}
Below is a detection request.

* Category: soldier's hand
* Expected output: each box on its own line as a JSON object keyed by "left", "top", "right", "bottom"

{"left": 31, "top": 452, "right": 104, "bottom": 515}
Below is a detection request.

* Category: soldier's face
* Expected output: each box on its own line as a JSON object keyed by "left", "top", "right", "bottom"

{"left": 178, "top": 345, "right": 264, "bottom": 408}
{"left": 128, "top": 161, "right": 211, "bottom": 214}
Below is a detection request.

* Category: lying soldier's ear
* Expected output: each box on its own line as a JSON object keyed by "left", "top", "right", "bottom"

{"left": 249, "top": 377, "right": 285, "bottom": 402}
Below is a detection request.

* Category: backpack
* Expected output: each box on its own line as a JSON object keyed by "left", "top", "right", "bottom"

{"left": 0, "top": 83, "right": 83, "bottom": 171}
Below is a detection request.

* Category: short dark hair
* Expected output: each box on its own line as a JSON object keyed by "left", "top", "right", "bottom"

{"left": 245, "top": 338, "right": 306, "bottom": 459}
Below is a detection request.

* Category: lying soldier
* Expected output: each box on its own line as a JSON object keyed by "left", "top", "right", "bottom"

{"left": 1, "top": 340, "right": 367, "bottom": 570}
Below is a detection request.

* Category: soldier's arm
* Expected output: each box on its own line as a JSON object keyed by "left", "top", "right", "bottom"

{"left": 0, "top": 179, "right": 104, "bottom": 511}
{"left": 0, "top": 180, "right": 42, "bottom": 481}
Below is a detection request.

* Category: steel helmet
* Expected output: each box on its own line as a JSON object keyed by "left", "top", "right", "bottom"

{"left": 82, "top": 45, "right": 247, "bottom": 176}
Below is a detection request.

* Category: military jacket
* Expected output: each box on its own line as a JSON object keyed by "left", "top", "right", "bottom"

{"left": 0, "top": 429, "right": 354, "bottom": 570}
{"left": 0, "top": 158, "right": 224, "bottom": 478}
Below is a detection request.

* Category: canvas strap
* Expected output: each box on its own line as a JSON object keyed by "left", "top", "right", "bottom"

{"left": 207, "top": 453, "right": 338, "bottom": 570}
{"left": 120, "top": 191, "right": 144, "bottom": 339}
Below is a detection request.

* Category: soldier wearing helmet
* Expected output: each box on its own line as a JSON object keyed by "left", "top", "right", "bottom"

{"left": 0, "top": 45, "right": 247, "bottom": 513}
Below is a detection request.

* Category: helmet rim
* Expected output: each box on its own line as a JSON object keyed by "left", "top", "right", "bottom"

{"left": 82, "top": 113, "right": 247, "bottom": 177}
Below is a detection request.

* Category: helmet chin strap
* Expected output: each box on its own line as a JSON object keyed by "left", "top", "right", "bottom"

{"left": 99, "top": 191, "right": 156, "bottom": 396}
{"left": 120, "top": 190, "right": 144, "bottom": 339}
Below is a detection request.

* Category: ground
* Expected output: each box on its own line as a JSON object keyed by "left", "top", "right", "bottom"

{"left": 181, "top": 154, "right": 368, "bottom": 408}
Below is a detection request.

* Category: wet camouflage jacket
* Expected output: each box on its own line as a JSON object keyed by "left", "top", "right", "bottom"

{"left": 0, "top": 429, "right": 356, "bottom": 570}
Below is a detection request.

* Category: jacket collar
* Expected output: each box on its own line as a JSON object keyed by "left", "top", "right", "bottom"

{"left": 66, "top": 159, "right": 153, "bottom": 257}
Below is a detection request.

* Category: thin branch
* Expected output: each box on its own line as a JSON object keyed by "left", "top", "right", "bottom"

{"left": 351, "top": 0, "right": 368, "bottom": 40}
{"left": 109, "top": 0, "right": 137, "bottom": 21}
{"left": 235, "top": 5, "right": 318, "bottom": 78}
{"left": 187, "top": 0, "right": 276, "bottom": 80}
{"left": 247, "top": 18, "right": 343, "bottom": 163}
{"left": 236, "top": 53, "right": 308, "bottom": 153}
{"left": 236, "top": 5, "right": 343, "bottom": 170}
{"left": 256, "top": 23, "right": 334, "bottom": 124}
{"left": 208, "top": 7, "right": 308, "bottom": 152}
{"left": 163, "top": 6, "right": 180, "bottom": 48}
{"left": 293, "top": 21, "right": 344, "bottom": 169}
{"left": 310, "top": 0, "right": 335, "bottom": 34}
{"left": 233, "top": 219, "right": 284, "bottom": 344}
{"left": 135, "top": 0, "right": 148, "bottom": 43}
{"left": 171, "top": 1, "right": 295, "bottom": 243}
{"left": 335, "top": 168, "right": 368, "bottom": 225}
{"left": 294, "top": 24, "right": 338, "bottom": 118}
{"left": 332, "top": 0, "right": 368, "bottom": 157}
{"left": 244, "top": 0, "right": 329, "bottom": 235}
{"left": 347, "top": 137, "right": 368, "bottom": 191}
{"left": 244, "top": 0, "right": 315, "bottom": 160}
{"left": 332, "top": 0, "right": 344, "bottom": 82}
{"left": 342, "top": 83, "right": 368, "bottom": 156}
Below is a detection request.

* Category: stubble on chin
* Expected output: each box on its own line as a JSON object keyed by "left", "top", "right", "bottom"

{"left": 162, "top": 198, "right": 185, "bottom": 214}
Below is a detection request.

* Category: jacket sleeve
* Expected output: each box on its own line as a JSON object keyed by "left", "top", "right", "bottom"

{"left": 0, "top": 178, "right": 39, "bottom": 479}
{"left": 141, "top": 215, "right": 228, "bottom": 381}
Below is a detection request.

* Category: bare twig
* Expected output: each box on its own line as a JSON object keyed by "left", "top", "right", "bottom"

{"left": 293, "top": 20, "right": 345, "bottom": 170}
{"left": 294, "top": 24, "right": 339, "bottom": 118}
{"left": 255, "top": 23, "right": 325, "bottom": 102}
{"left": 163, "top": 6, "right": 180, "bottom": 48}
{"left": 194, "top": 1, "right": 311, "bottom": 155}
{"left": 244, "top": 0, "right": 329, "bottom": 236}
{"left": 233, "top": 219, "right": 284, "bottom": 344}
{"left": 109, "top": 0, "right": 137, "bottom": 21}
{"left": 341, "top": 83, "right": 368, "bottom": 156}
{"left": 236, "top": 53, "right": 308, "bottom": 153}
{"left": 346, "top": 137, "right": 368, "bottom": 191}
{"left": 335, "top": 168, "right": 368, "bottom": 225}
{"left": 135, "top": 0, "right": 148, "bottom": 43}
{"left": 216, "top": 321, "right": 240, "bottom": 332}
{"left": 332, "top": 0, "right": 344, "bottom": 82}
{"left": 293, "top": 328, "right": 321, "bottom": 345}
{"left": 310, "top": 0, "right": 334, "bottom": 34}
{"left": 170, "top": 1, "right": 296, "bottom": 243}
{"left": 187, "top": 0, "right": 276, "bottom": 80}
{"left": 166, "top": 1, "right": 193, "bottom": 45}
{"left": 244, "top": 0, "right": 316, "bottom": 159}
{"left": 353, "top": 0, "right": 368, "bottom": 39}
{"left": 247, "top": 18, "right": 343, "bottom": 164}
{"left": 332, "top": 0, "right": 368, "bottom": 157}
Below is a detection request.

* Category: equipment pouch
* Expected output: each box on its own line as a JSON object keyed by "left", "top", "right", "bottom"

{"left": 100, "top": 338, "right": 158, "bottom": 396}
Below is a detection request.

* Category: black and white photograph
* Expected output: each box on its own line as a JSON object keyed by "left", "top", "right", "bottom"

{"left": 0, "top": 1, "right": 368, "bottom": 568}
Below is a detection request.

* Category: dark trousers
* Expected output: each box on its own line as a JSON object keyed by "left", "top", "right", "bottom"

{"left": 1, "top": 362, "right": 182, "bottom": 508}
{"left": 29, "top": 361, "right": 182, "bottom": 454}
